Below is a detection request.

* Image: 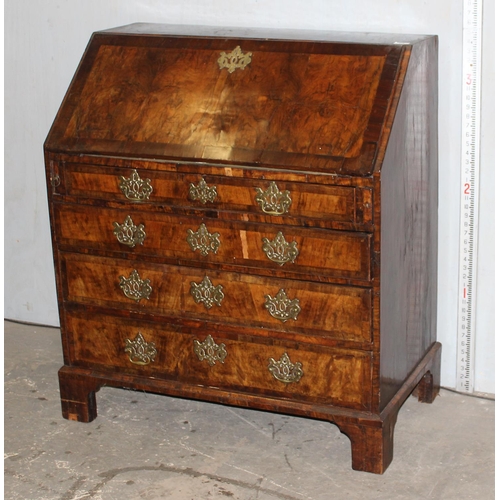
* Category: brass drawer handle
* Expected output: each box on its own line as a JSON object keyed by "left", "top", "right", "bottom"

{"left": 190, "top": 276, "right": 224, "bottom": 309}
{"left": 187, "top": 223, "right": 220, "bottom": 256}
{"left": 264, "top": 289, "right": 301, "bottom": 322}
{"left": 268, "top": 353, "right": 304, "bottom": 384}
{"left": 119, "top": 169, "right": 153, "bottom": 201}
{"left": 113, "top": 215, "right": 146, "bottom": 247}
{"left": 189, "top": 178, "right": 217, "bottom": 204}
{"left": 125, "top": 333, "right": 157, "bottom": 365}
{"left": 218, "top": 46, "right": 252, "bottom": 73}
{"left": 255, "top": 182, "right": 292, "bottom": 216}
{"left": 262, "top": 232, "right": 299, "bottom": 265}
{"left": 194, "top": 335, "right": 227, "bottom": 366}
{"left": 50, "top": 175, "right": 61, "bottom": 188}
{"left": 119, "top": 269, "right": 152, "bottom": 302}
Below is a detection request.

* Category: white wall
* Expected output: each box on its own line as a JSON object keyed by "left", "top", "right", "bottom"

{"left": 4, "top": 0, "right": 495, "bottom": 394}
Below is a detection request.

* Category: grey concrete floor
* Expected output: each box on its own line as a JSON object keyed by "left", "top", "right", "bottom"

{"left": 4, "top": 320, "right": 494, "bottom": 500}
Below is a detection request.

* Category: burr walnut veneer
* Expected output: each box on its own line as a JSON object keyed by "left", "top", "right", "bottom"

{"left": 45, "top": 24, "right": 441, "bottom": 474}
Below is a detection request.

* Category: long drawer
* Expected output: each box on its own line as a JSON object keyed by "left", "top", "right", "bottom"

{"left": 64, "top": 311, "right": 372, "bottom": 410}
{"left": 58, "top": 163, "right": 364, "bottom": 226}
{"left": 60, "top": 252, "right": 372, "bottom": 343}
{"left": 54, "top": 204, "right": 371, "bottom": 283}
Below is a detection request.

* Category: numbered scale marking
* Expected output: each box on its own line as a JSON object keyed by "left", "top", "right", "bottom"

{"left": 456, "top": 0, "right": 482, "bottom": 394}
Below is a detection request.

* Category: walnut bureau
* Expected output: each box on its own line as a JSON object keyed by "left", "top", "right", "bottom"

{"left": 44, "top": 24, "right": 441, "bottom": 474}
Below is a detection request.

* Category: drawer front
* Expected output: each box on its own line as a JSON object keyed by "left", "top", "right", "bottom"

{"left": 61, "top": 164, "right": 358, "bottom": 225}
{"left": 61, "top": 252, "right": 372, "bottom": 342}
{"left": 54, "top": 204, "right": 371, "bottom": 282}
{"left": 65, "top": 312, "right": 372, "bottom": 410}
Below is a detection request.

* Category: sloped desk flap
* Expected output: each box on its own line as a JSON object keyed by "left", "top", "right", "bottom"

{"left": 45, "top": 25, "right": 411, "bottom": 175}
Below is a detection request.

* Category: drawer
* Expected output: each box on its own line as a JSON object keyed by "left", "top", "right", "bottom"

{"left": 59, "top": 163, "right": 359, "bottom": 226}
{"left": 65, "top": 311, "right": 372, "bottom": 410}
{"left": 61, "top": 252, "right": 372, "bottom": 342}
{"left": 54, "top": 204, "right": 372, "bottom": 283}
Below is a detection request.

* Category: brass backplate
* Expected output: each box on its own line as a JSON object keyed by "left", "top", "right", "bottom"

{"left": 255, "top": 182, "right": 292, "bottom": 215}
{"left": 194, "top": 335, "right": 227, "bottom": 366}
{"left": 113, "top": 215, "right": 146, "bottom": 247}
{"left": 190, "top": 276, "right": 224, "bottom": 309}
{"left": 118, "top": 269, "right": 152, "bottom": 302}
{"left": 262, "top": 232, "right": 299, "bottom": 265}
{"left": 218, "top": 46, "right": 252, "bottom": 73}
{"left": 124, "top": 332, "right": 157, "bottom": 365}
{"left": 187, "top": 223, "right": 221, "bottom": 256}
{"left": 264, "top": 289, "right": 301, "bottom": 322}
{"left": 268, "top": 352, "right": 304, "bottom": 384}
{"left": 119, "top": 169, "right": 153, "bottom": 201}
{"left": 188, "top": 178, "right": 217, "bottom": 204}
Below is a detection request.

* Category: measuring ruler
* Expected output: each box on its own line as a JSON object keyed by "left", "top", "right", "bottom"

{"left": 456, "top": 0, "right": 483, "bottom": 393}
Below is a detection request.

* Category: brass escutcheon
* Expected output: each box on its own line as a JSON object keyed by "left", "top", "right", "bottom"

{"left": 119, "top": 169, "right": 153, "bottom": 201}
{"left": 113, "top": 215, "right": 146, "bottom": 247}
{"left": 187, "top": 223, "right": 220, "bottom": 256}
{"left": 218, "top": 46, "right": 252, "bottom": 73}
{"left": 194, "top": 335, "right": 227, "bottom": 366}
{"left": 255, "top": 182, "right": 292, "bottom": 215}
{"left": 268, "top": 352, "right": 304, "bottom": 384}
{"left": 262, "top": 232, "right": 299, "bottom": 265}
{"left": 124, "top": 332, "right": 157, "bottom": 365}
{"left": 264, "top": 289, "right": 301, "bottom": 322}
{"left": 188, "top": 178, "right": 218, "bottom": 204}
{"left": 190, "top": 276, "right": 224, "bottom": 309}
{"left": 118, "top": 269, "right": 152, "bottom": 302}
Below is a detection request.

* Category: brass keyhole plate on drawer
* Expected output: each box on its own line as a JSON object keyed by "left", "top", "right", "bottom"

{"left": 188, "top": 178, "right": 217, "bottom": 204}
{"left": 194, "top": 335, "right": 227, "bottom": 366}
{"left": 118, "top": 269, "right": 152, "bottom": 302}
{"left": 190, "top": 276, "right": 224, "bottom": 309}
{"left": 187, "top": 223, "right": 221, "bottom": 256}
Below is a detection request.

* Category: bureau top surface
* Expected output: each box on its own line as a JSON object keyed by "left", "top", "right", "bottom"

{"left": 45, "top": 23, "right": 430, "bottom": 176}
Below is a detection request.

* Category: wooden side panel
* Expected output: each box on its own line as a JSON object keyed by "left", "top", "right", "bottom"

{"left": 60, "top": 252, "right": 372, "bottom": 342}
{"left": 64, "top": 311, "right": 372, "bottom": 410}
{"left": 379, "top": 38, "right": 438, "bottom": 409}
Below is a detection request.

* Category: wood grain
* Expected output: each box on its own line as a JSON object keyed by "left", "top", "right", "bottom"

{"left": 61, "top": 252, "right": 372, "bottom": 342}
{"left": 60, "top": 163, "right": 358, "bottom": 225}
{"left": 378, "top": 37, "right": 439, "bottom": 409}
{"left": 45, "top": 25, "right": 440, "bottom": 474}
{"left": 64, "top": 310, "right": 372, "bottom": 410}
{"left": 60, "top": 45, "right": 384, "bottom": 169}
{"left": 54, "top": 203, "right": 372, "bottom": 283}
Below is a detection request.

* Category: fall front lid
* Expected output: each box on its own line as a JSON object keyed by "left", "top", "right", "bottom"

{"left": 45, "top": 24, "right": 410, "bottom": 175}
